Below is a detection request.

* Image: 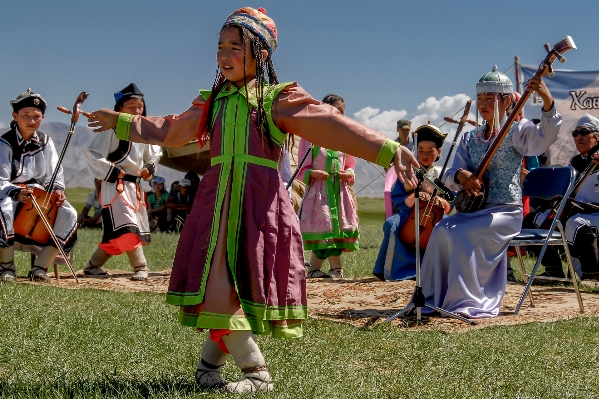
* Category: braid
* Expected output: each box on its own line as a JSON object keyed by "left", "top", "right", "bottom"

{"left": 198, "top": 68, "right": 226, "bottom": 147}
{"left": 239, "top": 25, "right": 280, "bottom": 144}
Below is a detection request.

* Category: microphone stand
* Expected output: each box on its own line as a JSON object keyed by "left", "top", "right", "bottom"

{"left": 382, "top": 167, "right": 476, "bottom": 325}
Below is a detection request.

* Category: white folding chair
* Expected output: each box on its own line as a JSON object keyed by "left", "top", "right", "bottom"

{"left": 511, "top": 166, "right": 584, "bottom": 315}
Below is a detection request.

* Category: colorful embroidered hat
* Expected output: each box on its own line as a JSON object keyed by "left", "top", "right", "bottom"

{"left": 114, "top": 83, "right": 146, "bottom": 116}
{"left": 413, "top": 123, "right": 447, "bottom": 148}
{"left": 223, "top": 7, "right": 278, "bottom": 54}
{"left": 10, "top": 88, "right": 47, "bottom": 114}
{"left": 476, "top": 65, "right": 513, "bottom": 94}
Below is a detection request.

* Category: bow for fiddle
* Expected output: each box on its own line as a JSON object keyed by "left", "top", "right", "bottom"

{"left": 454, "top": 36, "right": 577, "bottom": 213}
{"left": 398, "top": 101, "right": 473, "bottom": 251}
{"left": 285, "top": 143, "right": 313, "bottom": 190}
{"left": 20, "top": 92, "right": 89, "bottom": 282}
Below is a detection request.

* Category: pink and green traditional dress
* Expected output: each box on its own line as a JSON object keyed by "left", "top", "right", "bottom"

{"left": 297, "top": 141, "right": 359, "bottom": 255}
{"left": 113, "top": 81, "right": 398, "bottom": 338}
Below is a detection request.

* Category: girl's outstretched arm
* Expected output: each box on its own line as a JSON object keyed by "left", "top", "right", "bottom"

{"left": 273, "top": 85, "right": 417, "bottom": 186}
{"left": 87, "top": 96, "right": 206, "bottom": 148}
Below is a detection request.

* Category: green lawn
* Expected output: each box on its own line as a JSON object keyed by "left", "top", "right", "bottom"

{"left": 1, "top": 195, "right": 598, "bottom": 398}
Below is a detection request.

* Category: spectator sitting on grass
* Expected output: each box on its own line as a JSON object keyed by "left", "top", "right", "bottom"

{"left": 147, "top": 176, "right": 170, "bottom": 232}
{"left": 167, "top": 178, "right": 192, "bottom": 231}
{"left": 184, "top": 171, "right": 200, "bottom": 200}
{"left": 77, "top": 178, "right": 103, "bottom": 228}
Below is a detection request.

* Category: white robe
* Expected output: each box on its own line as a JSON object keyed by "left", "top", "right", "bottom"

{"left": 85, "top": 130, "right": 161, "bottom": 246}
{"left": 0, "top": 126, "right": 77, "bottom": 251}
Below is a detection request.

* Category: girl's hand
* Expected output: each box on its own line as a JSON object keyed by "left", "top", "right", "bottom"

{"left": 393, "top": 147, "right": 419, "bottom": 188}
{"left": 337, "top": 170, "right": 353, "bottom": 182}
{"left": 456, "top": 169, "right": 482, "bottom": 197}
{"left": 310, "top": 170, "right": 329, "bottom": 181}
{"left": 88, "top": 109, "right": 120, "bottom": 133}
{"left": 526, "top": 76, "right": 553, "bottom": 111}
{"left": 17, "top": 187, "right": 33, "bottom": 203}
{"left": 592, "top": 153, "right": 599, "bottom": 166}
{"left": 140, "top": 168, "right": 152, "bottom": 180}
{"left": 54, "top": 190, "right": 66, "bottom": 207}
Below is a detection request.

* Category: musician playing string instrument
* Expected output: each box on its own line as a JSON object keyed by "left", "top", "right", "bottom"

{"left": 373, "top": 124, "right": 450, "bottom": 281}
{"left": 525, "top": 113, "right": 599, "bottom": 281}
{"left": 0, "top": 89, "right": 78, "bottom": 282}
{"left": 419, "top": 66, "right": 561, "bottom": 318}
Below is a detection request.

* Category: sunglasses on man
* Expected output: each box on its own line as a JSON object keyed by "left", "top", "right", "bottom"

{"left": 571, "top": 128, "right": 597, "bottom": 138}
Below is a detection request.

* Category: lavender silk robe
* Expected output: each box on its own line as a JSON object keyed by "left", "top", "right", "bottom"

{"left": 114, "top": 82, "right": 399, "bottom": 337}
{"left": 421, "top": 108, "right": 561, "bottom": 318}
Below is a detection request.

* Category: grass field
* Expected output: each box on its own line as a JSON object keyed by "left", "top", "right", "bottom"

{"left": 1, "top": 192, "right": 598, "bottom": 398}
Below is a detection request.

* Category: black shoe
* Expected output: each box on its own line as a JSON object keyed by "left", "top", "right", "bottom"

{"left": 507, "top": 269, "right": 517, "bottom": 282}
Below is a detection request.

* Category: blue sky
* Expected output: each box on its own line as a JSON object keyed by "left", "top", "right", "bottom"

{"left": 1, "top": 0, "right": 597, "bottom": 138}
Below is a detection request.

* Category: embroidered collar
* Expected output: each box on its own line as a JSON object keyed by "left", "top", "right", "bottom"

{"left": 15, "top": 125, "right": 41, "bottom": 147}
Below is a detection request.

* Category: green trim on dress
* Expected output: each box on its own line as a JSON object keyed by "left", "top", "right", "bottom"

{"left": 302, "top": 146, "right": 360, "bottom": 252}
{"left": 168, "top": 83, "right": 306, "bottom": 335}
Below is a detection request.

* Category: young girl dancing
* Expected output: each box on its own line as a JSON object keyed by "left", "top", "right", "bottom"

{"left": 299, "top": 94, "right": 359, "bottom": 279}
{"left": 420, "top": 67, "right": 561, "bottom": 318}
{"left": 373, "top": 124, "right": 450, "bottom": 281}
{"left": 87, "top": 7, "right": 417, "bottom": 393}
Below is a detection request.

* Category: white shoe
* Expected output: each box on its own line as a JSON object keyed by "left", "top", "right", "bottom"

{"left": 0, "top": 261, "right": 15, "bottom": 282}
{"left": 327, "top": 268, "right": 343, "bottom": 279}
{"left": 131, "top": 266, "right": 149, "bottom": 281}
{"left": 224, "top": 370, "right": 274, "bottom": 393}
{"left": 0, "top": 270, "right": 16, "bottom": 282}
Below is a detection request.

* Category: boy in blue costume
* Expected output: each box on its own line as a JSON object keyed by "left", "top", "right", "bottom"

{"left": 373, "top": 124, "right": 450, "bottom": 281}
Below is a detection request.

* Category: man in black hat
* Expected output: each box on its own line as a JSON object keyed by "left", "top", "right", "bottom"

{"left": 0, "top": 89, "right": 78, "bottom": 282}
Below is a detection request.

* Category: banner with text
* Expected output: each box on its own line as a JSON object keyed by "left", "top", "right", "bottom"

{"left": 518, "top": 64, "right": 599, "bottom": 165}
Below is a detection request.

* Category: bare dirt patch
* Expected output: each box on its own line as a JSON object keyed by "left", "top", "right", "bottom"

{"left": 18, "top": 271, "right": 599, "bottom": 332}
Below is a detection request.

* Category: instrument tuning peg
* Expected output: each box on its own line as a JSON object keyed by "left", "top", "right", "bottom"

{"left": 557, "top": 54, "right": 566, "bottom": 63}
{"left": 547, "top": 64, "right": 555, "bottom": 78}
{"left": 544, "top": 43, "right": 551, "bottom": 54}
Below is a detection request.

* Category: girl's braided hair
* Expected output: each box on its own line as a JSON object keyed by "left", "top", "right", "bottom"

{"left": 198, "top": 24, "right": 279, "bottom": 148}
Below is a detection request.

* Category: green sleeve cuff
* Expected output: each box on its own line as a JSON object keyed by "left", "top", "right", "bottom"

{"left": 375, "top": 138, "right": 400, "bottom": 167}
{"left": 303, "top": 169, "right": 312, "bottom": 186}
{"left": 115, "top": 113, "right": 134, "bottom": 141}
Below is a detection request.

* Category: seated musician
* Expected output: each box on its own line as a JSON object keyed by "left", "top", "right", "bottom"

{"left": 419, "top": 66, "right": 560, "bottom": 318}
{"left": 524, "top": 113, "right": 599, "bottom": 281}
{"left": 83, "top": 83, "right": 162, "bottom": 281}
{"left": 0, "top": 89, "right": 78, "bottom": 282}
{"left": 373, "top": 124, "right": 450, "bottom": 281}
{"left": 77, "top": 178, "right": 103, "bottom": 228}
